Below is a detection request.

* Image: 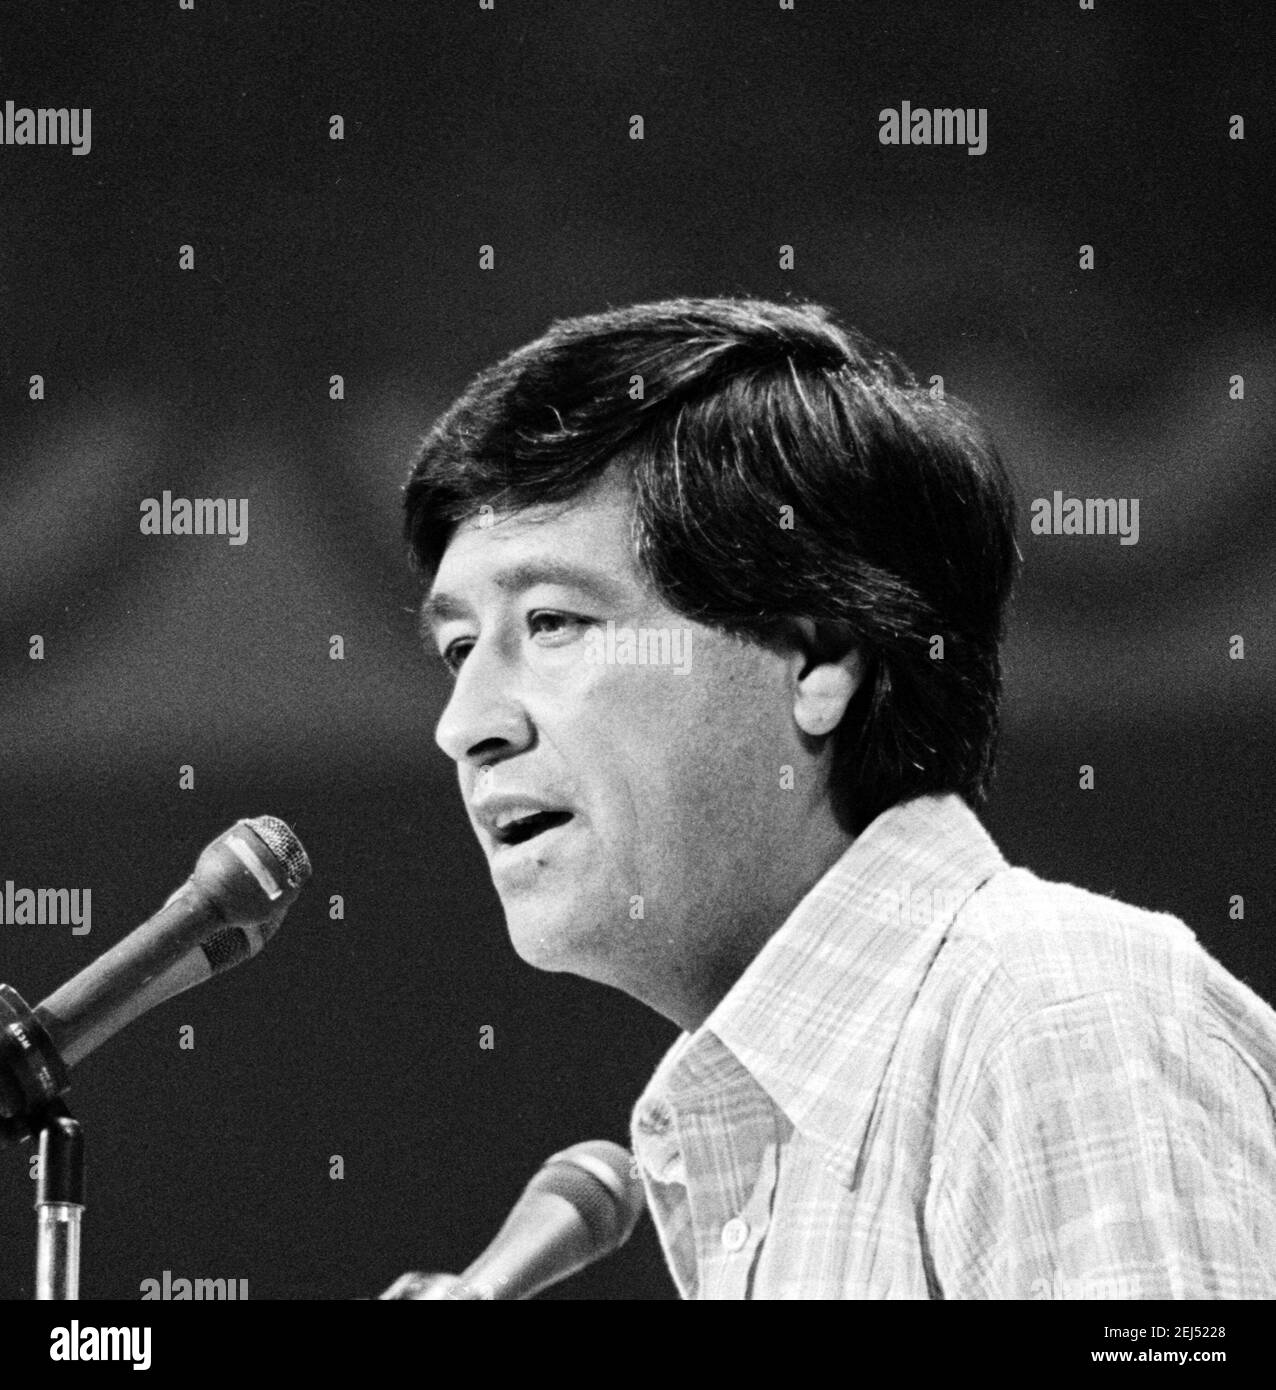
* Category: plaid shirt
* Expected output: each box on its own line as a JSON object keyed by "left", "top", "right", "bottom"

{"left": 630, "top": 793, "right": 1276, "bottom": 1299}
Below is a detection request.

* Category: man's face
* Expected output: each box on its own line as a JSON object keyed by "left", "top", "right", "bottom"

{"left": 422, "top": 466, "right": 847, "bottom": 1024}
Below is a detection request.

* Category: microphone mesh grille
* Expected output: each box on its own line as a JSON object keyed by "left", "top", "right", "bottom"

{"left": 202, "top": 927, "right": 251, "bottom": 972}
{"left": 539, "top": 1160, "right": 621, "bottom": 1250}
{"left": 534, "top": 1142, "right": 644, "bottom": 1253}
{"left": 245, "top": 816, "right": 312, "bottom": 889}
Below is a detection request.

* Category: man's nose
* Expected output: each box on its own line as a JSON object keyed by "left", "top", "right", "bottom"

{"left": 434, "top": 640, "right": 532, "bottom": 765}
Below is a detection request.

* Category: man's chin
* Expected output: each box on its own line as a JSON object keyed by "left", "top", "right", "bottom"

{"left": 502, "top": 904, "right": 610, "bottom": 977}
{"left": 505, "top": 911, "right": 578, "bottom": 972}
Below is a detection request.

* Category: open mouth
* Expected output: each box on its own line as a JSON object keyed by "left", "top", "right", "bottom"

{"left": 495, "top": 811, "right": 573, "bottom": 848}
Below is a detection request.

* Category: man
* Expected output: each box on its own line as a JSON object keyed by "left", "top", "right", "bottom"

{"left": 395, "top": 296, "right": 1276, "bottom": 1299}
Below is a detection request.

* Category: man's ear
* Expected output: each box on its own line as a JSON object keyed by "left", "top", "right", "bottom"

{"left": 790, "top": 619, "right": 865, "bottom": 737}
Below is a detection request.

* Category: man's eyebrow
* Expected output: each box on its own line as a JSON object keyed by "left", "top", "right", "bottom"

{"left": 418, "top": 560, "right": 630, "bottom": 639}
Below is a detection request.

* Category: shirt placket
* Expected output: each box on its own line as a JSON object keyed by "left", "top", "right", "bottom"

{"left": 676, "top": 1092, "right": 781, "bottom": 1299}
{"left": 714, "top": 1136, "right": 779, "bottom": 1299}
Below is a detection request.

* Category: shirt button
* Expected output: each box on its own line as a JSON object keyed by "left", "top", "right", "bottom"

{"left": 720, "top": 1217, "right": 749, "bottom": 1252}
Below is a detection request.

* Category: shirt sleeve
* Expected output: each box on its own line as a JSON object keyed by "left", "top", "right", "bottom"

{"left": 929, "top": 988, "right": 1276, "bottom": 1299}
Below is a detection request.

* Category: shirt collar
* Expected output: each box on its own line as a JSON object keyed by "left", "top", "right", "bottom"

{"left": 634, "top": 792, "right": 1007, "bottom": 1185}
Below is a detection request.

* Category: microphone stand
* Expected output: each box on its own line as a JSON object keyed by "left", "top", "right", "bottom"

{"left": 0, "top": 982, "right": 84, "bottom": 1298}
{"left": 34, "top": 1106, "right": 85, "bottom": 1300}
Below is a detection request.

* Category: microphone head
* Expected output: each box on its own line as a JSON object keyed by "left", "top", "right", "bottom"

{"left": 188, "top": 816, "right": 311, "bottom": 972}
{"left": 241, "top": 815, "right": 312, "bottom": 891}
{"left": 449, "top": 1141, "right": 647, "bottom": 1298}
{"left": 531, "top": 1140, "right": 646, "bottom": 1255}
{"left": 188, "top": 815, "right": 312, "bottom": 937}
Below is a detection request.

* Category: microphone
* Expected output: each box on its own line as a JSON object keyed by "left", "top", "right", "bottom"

{"left": 0, "top": 815, "right": 311, "bottom": 1136}
{"left": 387, "top": 1140, "right": 646, "bottom": 1300}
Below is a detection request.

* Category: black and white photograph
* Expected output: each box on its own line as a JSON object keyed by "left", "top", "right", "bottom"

{"left": 0, "top": 0, "right": 1272, "bottom": 1360}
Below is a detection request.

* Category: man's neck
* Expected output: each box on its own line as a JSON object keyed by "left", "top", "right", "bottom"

{"left": 649, "top": 819, "right": 858, "bottom": 1033}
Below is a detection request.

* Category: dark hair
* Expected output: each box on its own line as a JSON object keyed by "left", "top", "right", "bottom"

{"left": 403, "top": 296, "right": 1019, "bottom": 835}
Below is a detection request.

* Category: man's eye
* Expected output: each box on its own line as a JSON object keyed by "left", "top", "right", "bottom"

{"left": 528, "top": 611, "right": 592, "bottom": 642}
{"left": 440, "top": 639, "right": 473, "bottom": 673}
{"left": 438, "top": 614, "right": 589, "bottom": 672}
